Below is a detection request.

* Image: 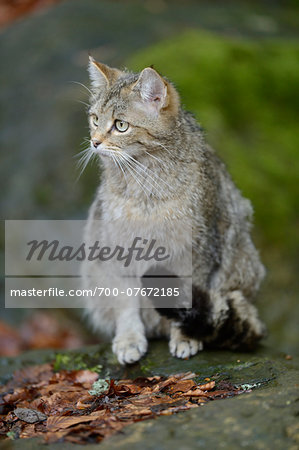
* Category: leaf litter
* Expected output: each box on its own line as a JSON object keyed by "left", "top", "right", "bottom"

{"left": 0, "top": 363, "right": 248, "bottom": 445}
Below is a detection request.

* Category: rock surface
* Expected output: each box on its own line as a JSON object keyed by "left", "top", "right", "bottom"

{"left": 1, "top": 342, "right": 298, "bottom": 449}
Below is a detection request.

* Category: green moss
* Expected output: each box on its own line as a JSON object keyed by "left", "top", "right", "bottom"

{"left": 53, "top": 352, "right": 102, "bottom": 373}
{"left": 128, "top": 31, "right": 299, "bottom": 258}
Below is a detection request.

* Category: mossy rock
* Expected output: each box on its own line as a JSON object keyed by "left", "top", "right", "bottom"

{"left": 1, "top": 342, "right": 298, "bottom": 449}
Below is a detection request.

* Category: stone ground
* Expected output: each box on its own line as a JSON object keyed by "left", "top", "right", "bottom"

{"left": 0, "top": 342, "right": 299, "bottom": 449}
{"left": 1, "top": 0, "right": 299, "bottom": 352}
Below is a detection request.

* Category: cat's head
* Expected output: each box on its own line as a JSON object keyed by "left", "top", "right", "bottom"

{"left": 87, "top": 57, "right": 180, "bottom": 161}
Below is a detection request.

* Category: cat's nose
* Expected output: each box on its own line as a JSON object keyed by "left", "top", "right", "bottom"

{"left": 92, "top": 139, "right": 102, "bottom": 149}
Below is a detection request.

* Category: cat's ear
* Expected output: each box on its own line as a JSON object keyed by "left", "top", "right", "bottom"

{"left": 134, "top": 67, "right": 167, "bottom": 113}
{"left": 88, "top": 56, "right": 121, "bottom": 90}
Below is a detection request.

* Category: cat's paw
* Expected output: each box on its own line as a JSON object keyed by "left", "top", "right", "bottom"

{"left": 169, "top": 327, "right": 203, "bottom": 359}
{"left": 112, "top": 332, "right": 148, "bottom": 365}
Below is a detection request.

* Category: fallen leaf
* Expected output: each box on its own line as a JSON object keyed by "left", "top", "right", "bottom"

{"left": 198, "top": 381, "right": 216, "bottom": 391}
{"left": 47, "top": 411, "right": 105, "bottom": 431}
{"left": 166, "top": 379, "right": 196, "bottom": 393}
{"left": 181, "top": 388, "right": 206, "bottom": 397}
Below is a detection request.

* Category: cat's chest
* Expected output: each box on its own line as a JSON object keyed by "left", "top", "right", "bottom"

{"left": 101, "top": 195, "right": 192, "bottom": 251}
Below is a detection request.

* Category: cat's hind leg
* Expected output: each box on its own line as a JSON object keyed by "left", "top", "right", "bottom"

{"left": 169, "top": 322, "right": 203, "bottom": 359}
{"left": 153, "top": 287, "right": 266, "bottom": 352}
{"left": 208, "top": 290, "right": 266, "bottom": 350}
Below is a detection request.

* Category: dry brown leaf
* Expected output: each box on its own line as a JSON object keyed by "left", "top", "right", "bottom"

{"left": 19, "top": 424, "right": 36, "bottom": 439}
{"left": 72, "top": 370, "right": 99, "bottom": 384}
{"left": 181, "top": 388, "right": 206, "bottom": 397}
{"left": 116, "top": 383, "right": 143, "bottom": 394}
{"left": 166, "top": 379, "right": 196, "bottom": 393}
{"left": 47, "top": 411, "right": 105, "bottom": 431}
{"left": 198, "top": 381, "right": 216, "bottom": 391}
{"left": 151, "top": 376, "right": 178, "bottom": 393}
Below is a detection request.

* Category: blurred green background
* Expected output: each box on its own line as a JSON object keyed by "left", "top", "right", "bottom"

{"left": 1, "top": 0, "right": 298, "bottom": 354}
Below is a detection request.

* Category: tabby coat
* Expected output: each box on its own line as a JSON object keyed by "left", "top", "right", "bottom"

{"left": 81, "top": 58, "right": 266, "bottom": 364}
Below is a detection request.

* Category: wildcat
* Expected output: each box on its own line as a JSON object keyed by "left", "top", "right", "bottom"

{"left": 81, "top": 56, "right": 266, "bottom": 364}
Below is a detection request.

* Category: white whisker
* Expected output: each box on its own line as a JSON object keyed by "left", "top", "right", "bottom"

{"left": 75, "top": 147, "right": 96, "bottom": 180}
{"left": 70, "top": 80, "right": 94, "bottom": 98}
{"left": 111, "top": 153, "right": 118, "bottom": 172}
{"left": 74, "top": 141, "right": 172, "bottom": 200}
{"left": 123, "top": 152, "right": 173, "bottom": 194}
{"left": 155, "top": 142, "right": 173, "bottom": 157}
{"left": 76, "top": 100, "right": 89, "bottom": 108}
{"left": 115, "top": 156, "right": 129, "bottom": 187}
{"left": 105, "top": 146, "right": 170, "bottom": 198}
{"left": 118, "top": 154, "right": 151, "bottom": 201}
{"left": 79, "top": 140, "right": 90, "bottom": 148}
{"left": 121, "top": 154, "right": 162, "bottom": 199}
{"left": 75, "top": 146, "right": 90, "bottom": 158}
{"left": 144, "top": 150, "right": 164, "bottom": 165}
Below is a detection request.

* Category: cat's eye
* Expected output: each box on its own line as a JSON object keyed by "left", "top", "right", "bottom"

{"left": 115, "top": 119, "right": 129, "bottom": 132}
{"left": 90, "top": 114, "right": 98, "bottom": 128}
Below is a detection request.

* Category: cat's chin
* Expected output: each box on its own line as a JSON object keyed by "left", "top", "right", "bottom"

{"left": 97, "top": 151, "right": 112, "bottom": 159}
{"left": 98, "top": 153, "right": 118, "bottom": 167}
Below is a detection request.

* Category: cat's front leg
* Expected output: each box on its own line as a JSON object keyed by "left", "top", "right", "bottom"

{"left": 112, "top": 301, "right": 148, "bottom": 365}
{"left": 169, "top": 322, "right": 203, "bottom": 359}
